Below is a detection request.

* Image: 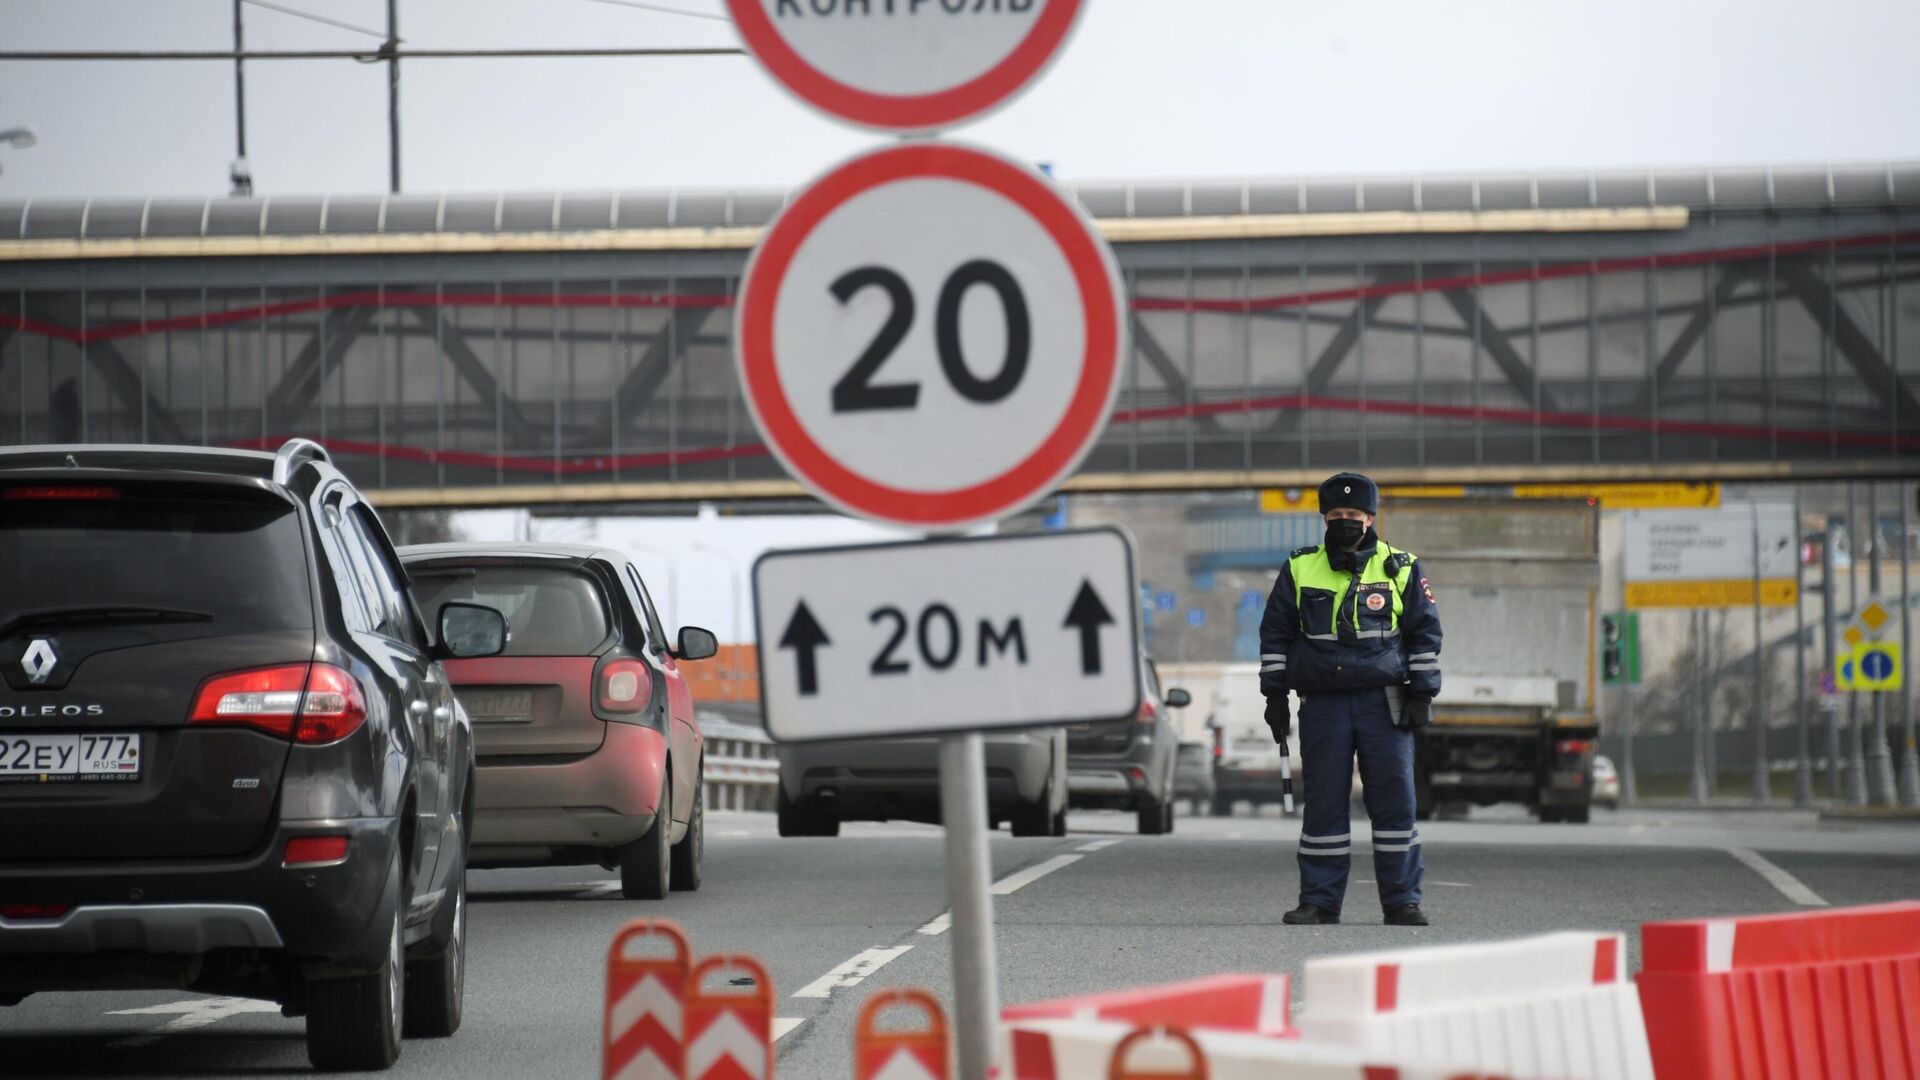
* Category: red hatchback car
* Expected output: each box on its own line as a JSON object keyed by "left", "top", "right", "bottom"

{"left": 400, "top": 543, "right": 716, "bottom": 899}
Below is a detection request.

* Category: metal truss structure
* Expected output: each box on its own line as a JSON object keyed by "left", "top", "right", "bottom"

{"left": 2, "top": 164, "right": 1916, "bottom": 505}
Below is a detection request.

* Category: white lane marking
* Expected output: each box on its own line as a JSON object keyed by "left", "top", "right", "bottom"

{"left": 990, "top": 854, "right": 1082, "bottom": 895}
{"left": 1728, "top": 847, "right": 1828, "bottom": 907}
{"left": 916, "top": 913, "right": 951, "bottom": 936}
{"left": 792, "top": 945, "right": 913, "bottom": 999}
{"left": 1075, "top": 839, "right": 1122, "bottom": 852}
{"left": 107, "top": 997, "right": 282, "bottom": 1048}
{"left": 774, "top": 1017, "right": 806, "bottom": 1041}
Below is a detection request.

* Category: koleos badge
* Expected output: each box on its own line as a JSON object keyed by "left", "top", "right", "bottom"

{"left": 22, "top": 638, "right": 57, "bottom": 685}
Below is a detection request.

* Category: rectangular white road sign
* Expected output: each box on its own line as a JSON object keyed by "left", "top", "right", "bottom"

{"left": 752, "top": 528, "right": 1141, "bottom": 743}
{"left": 1623, "top": 503, "right": 1799, "bottom": 609}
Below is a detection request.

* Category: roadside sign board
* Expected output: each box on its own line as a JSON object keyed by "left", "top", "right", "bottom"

{"left": 1623, "top": 504, "right": 1799, "bottom": 609}
{"left": 1853, "top": 642, "right": 1903, "bottom": 692}
{"left": 735, "top": 141, "right": 1126, "bottom": 531}
{"left": 723, "top": 0, "right": 1088, "bottom": 133}
{"left": 753, "top": 528, "right": 1141, "bottom": 742}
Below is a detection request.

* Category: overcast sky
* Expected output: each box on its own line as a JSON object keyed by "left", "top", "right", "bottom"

{"left": 3, "top": 0, "right": 1918, "bottom": 201}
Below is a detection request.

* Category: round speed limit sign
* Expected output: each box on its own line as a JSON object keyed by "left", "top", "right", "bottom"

{"left": 736, "top": 141, "right": 1125, "bottom": 531}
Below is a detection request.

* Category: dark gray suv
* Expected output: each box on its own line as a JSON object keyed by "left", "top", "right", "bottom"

{"left": 0, "top": 441, "right": 504, "bottom": 1071}
{"left": 1065, "top": 655, "right": 1189, "bottom": 834}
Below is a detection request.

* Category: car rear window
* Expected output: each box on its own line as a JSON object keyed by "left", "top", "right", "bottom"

{"left": 0, "top": 488, "right": 313, "bottom": 635}
{"left": 409, "top": 564, "right": 610, "bottom": 656}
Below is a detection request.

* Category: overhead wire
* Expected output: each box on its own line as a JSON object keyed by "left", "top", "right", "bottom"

{"left": 578, "top": 0, "right": 730, "bottom": 23}
{"left": 239, "top": 0, "right": 394, "bottom": 41}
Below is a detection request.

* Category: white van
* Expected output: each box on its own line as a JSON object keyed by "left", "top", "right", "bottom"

{"left": 1207, "top": 664, "right": 1301, "bottom": 815}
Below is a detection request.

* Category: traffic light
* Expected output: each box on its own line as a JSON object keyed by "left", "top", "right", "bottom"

{"left": 1601, "top": 615, "right": 1624, "bottom": 684}
{"left": 1601, "top": 612, "right": 1639, "bottom": 686}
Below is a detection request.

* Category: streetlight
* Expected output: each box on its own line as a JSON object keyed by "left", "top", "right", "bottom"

{"left": 0, "top": 126, "right": 37, "bottom": 177}
{"left": 689, "top": 542, "right": 745, "bottom": 695}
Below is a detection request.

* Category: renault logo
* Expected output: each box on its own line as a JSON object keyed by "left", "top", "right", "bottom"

{"left": 22, "top": 639, "right": 57, "bottom": 685}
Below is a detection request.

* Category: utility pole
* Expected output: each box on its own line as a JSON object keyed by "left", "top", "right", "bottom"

{"left": 1749, "top": 501, "right": 1771, "bottom": 802}
{"left": 386, "top": 0, "right": 401, "bottom": 193}
{"left": 1792, "top": 489, "right": 1812, "bottom": 806}
{"left": 1900, "top": 486, "right": 1919, "bottom": 806}
{"left": 230, "top": 0, "right": 252, "bottom": 195}
{"left": 1847, "top": 483, "right": 1868, "bottom": 805}
{"left": 1822, "top": 514, "right": 1842, "bottom": 798}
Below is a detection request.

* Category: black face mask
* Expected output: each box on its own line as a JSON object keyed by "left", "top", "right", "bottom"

{"left": 1325, "top": 519, "right": 1367, "bottom": 551}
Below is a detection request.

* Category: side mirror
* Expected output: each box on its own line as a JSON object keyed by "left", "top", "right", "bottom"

{"left": 439, "top": 602, "right": 507, "bottom": 659}
{"left": 676, "top": 625, "right": 719, "bottom": 662}
{"left": 1165, "top": 687, "right": 1192, "bottom": 709}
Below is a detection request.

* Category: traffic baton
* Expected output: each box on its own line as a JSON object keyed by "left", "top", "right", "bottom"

{"left": 604, "top": 919, "right": 693, "bottom": 1080}
{"left": 1107, "top": 1026, "right": 1209, "bottom": 1080}
{"left": 684, "top": 954, "right": 775, "bottom": 1080}
{"left": 855, "top": 988, "right": 949, "bottom": 1080}
{"left": 1278, "top": 741, "right": 1296, "bottom": 816}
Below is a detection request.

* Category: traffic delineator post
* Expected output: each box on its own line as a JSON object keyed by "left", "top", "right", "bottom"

{"left": 1107, "top": 1027, "right": 1209, "bottom": 1080}
{"left": 685, "top": 955, "right": 776, "bottom": 1080}
{"left": 604, "top": 919, "right": 694, "bottom": 1080}
{"left": 856, "top": 988, "right": 949, "bottom": 1080}
{"left": 1002, "top": 974, "right": 1293, "bottom": 1039}
{"left": 1637, "top": 900, "right": 1920, "bottom": 1079}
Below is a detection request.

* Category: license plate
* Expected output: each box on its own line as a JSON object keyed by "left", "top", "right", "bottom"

{"left": 459, "top": 689, "right": 534, "bottom": 723}
{"left": 0, "top": 733, "right": 142, "bottom": 783}
{"left": 1431, "top": 771, "right": 1465, "bottom": 785}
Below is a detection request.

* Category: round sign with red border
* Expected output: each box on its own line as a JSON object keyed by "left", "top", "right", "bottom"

{"left": 735, "top": 141, "right": 1125, "bottom": 531}
{"left": 724, "top": 0, "right": 1087, "bottom": 133}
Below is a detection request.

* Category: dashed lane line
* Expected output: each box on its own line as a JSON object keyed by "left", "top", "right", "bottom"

{"left": 989, "top": 854, "right": 1083, "bottom": 895}
{"left": 1075, "top": 839, "right": 1123, "bottom": 852}
{"left": 791, "top": 946, "right": 914, "bottom": 999}
{"left": 1728, "top": 847, "right": 1828, "bottom": 907}
{"left": 774, "top": 1018, "right": 806, "bottom": 1041}
{"left": 915, "top": 913, "right": 951, "bottom": 936}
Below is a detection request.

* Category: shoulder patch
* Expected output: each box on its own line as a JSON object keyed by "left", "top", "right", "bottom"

{"left": 1290, "top": 545, "right": 1321, "bottom": 559}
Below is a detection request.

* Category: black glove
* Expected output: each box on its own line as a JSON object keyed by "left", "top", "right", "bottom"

{"left": 1264, "top": 696, "right": 1291, "bottom": 742}
{"left": 1400, "top": 695, "right": 1433, "bottom": 731}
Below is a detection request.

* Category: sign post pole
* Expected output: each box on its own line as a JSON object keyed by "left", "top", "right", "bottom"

{"left": 1689, "top": 609, "right": 1709, "bottom": 803}
{"left": 1750, "top": 501, "right": 1772, "bottom": 803}
{"left": 1792, "top": 489, "right": 1813, "bottom": 807}
{"left": 1900, "top": 486, "right": 1919, "bottom": 807}
{"left": 1866, "top": 484, "right": 1899, "bottom": 805}
{"left": 1822, "top": 514, "right": 1844, "bottom": 799}
{"left": 1846, "top": 483, "right": 1869, "bottom": 805}
{"left": 938, "top": 733, "right": 998, "bottom": 1080}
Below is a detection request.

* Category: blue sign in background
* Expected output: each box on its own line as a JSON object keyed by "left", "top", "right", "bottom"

{"left": 1860, "top": 648, "right": 1895, "bottom": 681}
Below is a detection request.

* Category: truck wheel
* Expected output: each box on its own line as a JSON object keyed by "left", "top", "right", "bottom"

{"left": 777, "top": 789, "right": 838, "bottom": 838}
{"left": 1137, "top": 798, "right": 1170, "bottom": 835}
{"left": 1564, "top": 804, "right": 1591, "bottom": 824}
{"left": 1010, "top": 783, "right": 1055, "bottom": 838}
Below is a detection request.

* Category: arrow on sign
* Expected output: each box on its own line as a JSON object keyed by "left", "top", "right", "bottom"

{"left": 1064, "top": 579, "right": 1114, "bottom": 676}
{"left": 780, "top": 602, "right": 831, "bottom": 696}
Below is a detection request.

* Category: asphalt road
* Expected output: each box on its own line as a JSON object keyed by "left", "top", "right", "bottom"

{"left": 5, "top": 805, "right": 1917, "bottom": 1079}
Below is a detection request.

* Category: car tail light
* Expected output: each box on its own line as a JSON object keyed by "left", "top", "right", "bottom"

{"left": 1136, "top": 699, "right": 1159, "bottom": 725}
{"left": 283, "top": 836, "right": 349, "bottom": 868}
{"left": 190, "top": 663, "right": 367, "bottom": 743}
{"left": 596, "top": 658, "right": 653, "bottom": 716}
{"left": 1556, "top": 738, "right": 1595, "bottom": 755}
{"left": 1, "top": 903, "right": 71, "bottom": 920}
{"left": 3, "top": 485, "right": 119, "bottom": 501}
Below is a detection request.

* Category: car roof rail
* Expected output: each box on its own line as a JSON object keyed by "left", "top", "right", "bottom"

{"left": 272, "top": 438, "right": 331, "bottom": 485}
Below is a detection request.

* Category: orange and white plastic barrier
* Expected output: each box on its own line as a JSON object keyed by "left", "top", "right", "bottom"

{"left": 685, "top": 955, "right": 777, "bottom": 1080}
{"left": 1293, "top": 931, "right": 1653, "bottom": 1080}
{"left": 604, "top": 920, "right": 694, "bottom": 1080}
{"left": 1000, "top": 1016, "right": 1460, "bottom": 1080}
{"left": 1002, "top": 975, "right": 1293, "bottom": 1040}
{"left": 1637, "top": 899, "right": 1920, "bottom": 1079}
{"left": 1107, "top": 1028, "right": 1209, "bottom": 1080}
{"left": 856, "top": 988, "right": 949, "bottom": 1080}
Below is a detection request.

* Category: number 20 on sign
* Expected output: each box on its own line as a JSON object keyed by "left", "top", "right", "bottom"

{"left": 735, "top": 141, "right": 1127, "bottom": 532}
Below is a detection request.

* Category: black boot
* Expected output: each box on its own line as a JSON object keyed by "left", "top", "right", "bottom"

{"left": 1283, "top": 903, "right": 1340, "bottom": 925}
{"left": 1384, "top": 903, "right": 1429, "bottom": 926}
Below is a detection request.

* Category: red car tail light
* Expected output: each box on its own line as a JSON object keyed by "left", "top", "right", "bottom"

{"left": 1556, "top": 738, "right": 1595, "bottom": 755}
{"left": 283, "top": 835, "right": 349, "bottom": 868}
{"left": 595, "top": 658, "right": 654, "bottom": 717}
{"left": 190, "top": 663, "right": 367, "bottom": 743}
{"left": 294, "top": 664, "right": 368, "bottom": 744}
{"left": 1, "top": 903, "right": 72, "bottom": 920}
{"left": 1136, "top": 699, "right": 1160, "bottom": 725}
{"left": 3, "top": 485, "right": 119, "bottom": 501}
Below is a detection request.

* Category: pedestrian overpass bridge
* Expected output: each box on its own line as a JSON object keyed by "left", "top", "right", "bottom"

{"left": 2, "top": 163, "right": 1915, "bottom": 509}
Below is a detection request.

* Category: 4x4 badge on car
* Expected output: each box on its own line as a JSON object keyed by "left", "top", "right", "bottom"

{"left": 22, "top": 639, "right": 57, "bottom": 685}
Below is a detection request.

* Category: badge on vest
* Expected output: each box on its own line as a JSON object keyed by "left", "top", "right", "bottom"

{"left": 1365, "top": 592, "right": 1388, "bottom": 612}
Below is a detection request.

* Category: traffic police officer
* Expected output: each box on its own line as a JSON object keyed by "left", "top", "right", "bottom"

{"left": 1259, "top": 472, "right": 1442, "bottom": 926}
